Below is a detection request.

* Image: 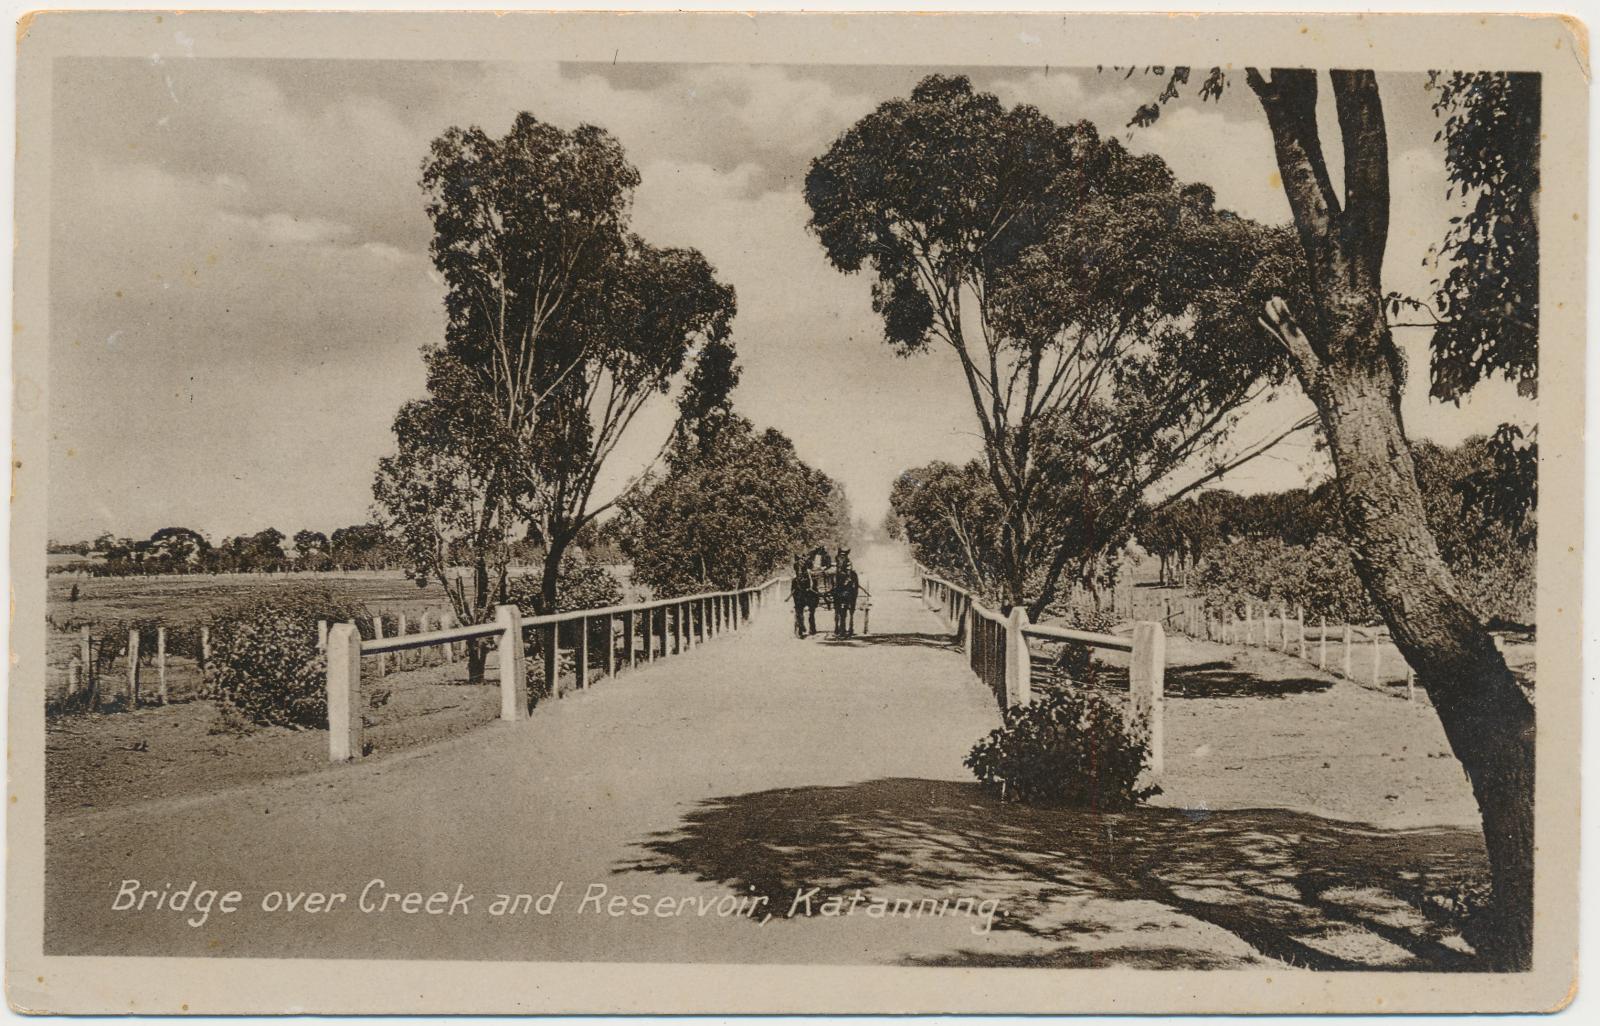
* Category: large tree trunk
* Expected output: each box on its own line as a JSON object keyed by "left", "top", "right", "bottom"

{"left": 540, "top": 539, "right": 569, "bottom": 615}
{"left": 1317, "top": 355, "right": 1534, "bottom": 970}
{"left": 1250, "top": 68, "right": 1533, "bottom": 970}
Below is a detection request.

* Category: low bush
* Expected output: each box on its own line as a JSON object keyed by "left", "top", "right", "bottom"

{"left": 965, "top": 682, "right": 1158, "bottom": 809}
{"left": 203, "top": 586, "right": 374, "bottom": 729}
{"left": 203, "top": 606, "right": 327, "bottom": 728}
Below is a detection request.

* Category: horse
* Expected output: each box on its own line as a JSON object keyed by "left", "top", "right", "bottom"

{"left": 789, "top": 557, "right": 819, "bottom": 638}
{"left": 832, "top": 561, "right": 861, "bottom": 637}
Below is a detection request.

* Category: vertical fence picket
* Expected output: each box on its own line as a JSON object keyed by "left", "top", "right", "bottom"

{"left": 575, "top": 616, "right": 590, "bottom": 690}
{"left": 157, "top": 627, "right": 168, "bottom": 705}
{"left": 127, "top": 629, "right": 141, "bottom": 707}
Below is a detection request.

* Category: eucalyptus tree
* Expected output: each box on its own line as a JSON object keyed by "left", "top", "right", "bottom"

{"left": 378, "top": 113, "right": 738, "bottom": 637}
{"left": 805, "top": 75, "right": 1305, "bottom": 617}
{"left": 1133, "top": 66, "right": 1538, "bottom": 968}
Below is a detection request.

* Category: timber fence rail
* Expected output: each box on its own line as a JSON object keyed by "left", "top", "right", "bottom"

{"left": 323, "top": 574, "right": 789, "bottom": 763}
{"left": 914, "top": 564, "right": 1166, "bottom": 776}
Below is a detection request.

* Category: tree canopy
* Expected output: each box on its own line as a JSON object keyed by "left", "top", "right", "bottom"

{"left": 376, "top": 112, "right": 739, "bottom": 628}
{"left": 807, "top": 74, "right": 1306, "bottom": 615}
{"left": 617, "top": 412, "right": 850, "bottom": 596}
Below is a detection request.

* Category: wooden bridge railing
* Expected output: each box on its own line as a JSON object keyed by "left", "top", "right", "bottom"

{"left": 914, "top": 564, "right": 1165, "bottom": 776}
{"left": 324, "top": 574, "right": 790, "bottom": 763}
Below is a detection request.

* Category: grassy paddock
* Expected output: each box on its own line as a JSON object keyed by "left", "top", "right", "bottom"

{"left": 42, "top": 565, "right": 639, "bottom": 711}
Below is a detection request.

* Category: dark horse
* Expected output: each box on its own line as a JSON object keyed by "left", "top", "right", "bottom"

{"left": 789, "top": 556, "right": 819, "bottom": 638}
{"left": 832, "top": 558, "right": 861, "bottom": 637}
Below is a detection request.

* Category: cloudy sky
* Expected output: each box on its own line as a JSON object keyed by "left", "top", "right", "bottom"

{"left": 47, "top": 58, "right": 1530, "bottom": 543}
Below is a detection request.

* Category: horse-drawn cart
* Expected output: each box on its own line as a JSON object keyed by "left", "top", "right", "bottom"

{"left": 790, "top": 557, "right": 870, "bottom": 637}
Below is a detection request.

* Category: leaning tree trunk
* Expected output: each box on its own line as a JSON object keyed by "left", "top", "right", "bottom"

{"left": 1249, "top": 67, "right": 1534, "bottom": 970}
{"left": 1318, "top": 357, "right": 1534, "bottom": 971}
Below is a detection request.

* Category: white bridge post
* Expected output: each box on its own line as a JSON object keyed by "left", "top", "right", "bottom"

{"left": 1131, "top": 621, "right": 1166, "bottom": 778}
{"left": 1004, "top": 606, "right": 1031, "bottom": 707}
{"left": 326, "top": 623, "right": 363, "bottom": 763}
{"left": 496, "top": 604, "right": 527, "bottom": 720}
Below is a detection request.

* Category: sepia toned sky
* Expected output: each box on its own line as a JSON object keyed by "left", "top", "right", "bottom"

{"left": 46, "top": 58, "right": 1533, "bottom": 543}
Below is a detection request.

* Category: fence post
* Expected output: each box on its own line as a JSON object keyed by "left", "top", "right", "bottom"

{"left": 623, "top": 610, "right": 637, "bottom": 668}
{"left": 1004, "top": 606, "right": 1031, "bottom": 707}
{"left": 1342, "top": 624, "right": 1352, "bottom": 679}
{"left": 575, "top": 616, "right": 590, "bottom": 689}
{"left": 605, "top": 614, "right": 617, "bottom": 675}
{"left": 80, "top": 627, "right": 93, "bottom": 701}
{"left": 127, "top": 629, "right": 141, "bottom": 707}
{"left": 1245, "top": 602, "right": 1254, "bottom": 645}
{"left": 372, "top": 616, "right": 387, "bottom": 677}
{"left": 543, "top": 622, "right": 560, "bottom": 696}
{"left": 326, "top": 623, "right": 363, "bottom": 763}
{"left": 495, "top": 604, "right": 527, "bottom": 719}
{"left": 1318, "top": 615, "right": 1328, "bottom": 670}
{"left": 1296, "top": 606, "right": 1306, "bottom": 660}
{"left": 398, "top": 613, "right": 410, "bottom": 670}
{"left": 157, "top": 627, "right": 168, "bottom": 704}
{"left": 1131, "top": 621, "right": 1165, "bottom": 777}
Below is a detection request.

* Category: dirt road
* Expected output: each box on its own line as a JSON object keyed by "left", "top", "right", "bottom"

{"left": 45, "top": 545, "right": 1488, "bottom": 970}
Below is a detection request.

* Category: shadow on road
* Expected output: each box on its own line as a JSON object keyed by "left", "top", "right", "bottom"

{"left": 816, "top": 631, "right": 957, "bottom": 650}
{"left": 1046, "top": 660, "right": 1334, "bottom": 700}
{"left": 621, "top": 777, "right": 1488, "bottom": 971}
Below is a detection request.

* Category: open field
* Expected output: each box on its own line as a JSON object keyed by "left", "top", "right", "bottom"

{"left": 42, "top": 565, "right": 640, "bottom": 711}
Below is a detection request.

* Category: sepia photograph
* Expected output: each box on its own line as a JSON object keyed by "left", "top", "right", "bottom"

{"left": 6, "top": 9, "right": 1585, "bottom": 1015}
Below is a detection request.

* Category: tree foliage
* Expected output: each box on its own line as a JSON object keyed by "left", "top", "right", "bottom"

{"left": 806, "top": 74, "right": 1307, "bottom": 616}
{"left": 1424, "top": 71, "right": 1539, "bottom": 403}
{"left": 618, "top": 412, "right": 850, "bottom": 597}
{"left": 377, "top": 112, "right": 739, "bottom": 632}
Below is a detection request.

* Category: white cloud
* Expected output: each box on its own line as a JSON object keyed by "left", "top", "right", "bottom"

{"left": 45, "top": 59, "right": 1526, "bottom": 540}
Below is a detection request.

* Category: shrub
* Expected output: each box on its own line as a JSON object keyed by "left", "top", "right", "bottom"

{"left": 211, "top": 584, "right": 374, "bottom": 640}
{"left": 203, "top": 605, "right": 327, "bottom": 728}
{"left": 965, "top": 684, "right": 1158, "bottom": 808}
{"left": 203, "top": 586, "right": 374, "bottom": 729}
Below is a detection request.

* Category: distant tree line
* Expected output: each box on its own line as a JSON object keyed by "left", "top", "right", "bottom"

{"left": 1133, "top": 434, "right": 1536, "bottom": 627}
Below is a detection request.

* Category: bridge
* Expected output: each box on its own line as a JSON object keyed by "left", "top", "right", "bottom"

{"left": 44, "top": 544, "right": 1487, "bottom": 971}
